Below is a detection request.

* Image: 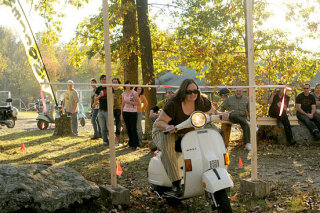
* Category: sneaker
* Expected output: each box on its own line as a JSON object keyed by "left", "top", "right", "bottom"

{"left": 136, "top": 147, "right": 140, "bottom": 150}
{"left": 245, "top": 143, "right": 251, "bottom": 151}
{"left": 103, "top": 141, "right": 109, "bottom": 146}
{"left": 312, "top": 130, "right": 320, "bottom": 140}
{"left": 91, "top": 136, "right": 99, "bottom": 140}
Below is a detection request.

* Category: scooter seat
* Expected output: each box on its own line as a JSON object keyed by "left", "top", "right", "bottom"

{"left": 0, "top": 106, "right": 11, "bottom": 110}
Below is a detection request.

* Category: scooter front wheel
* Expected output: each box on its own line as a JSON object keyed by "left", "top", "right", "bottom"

{"left": 6, "top": 119, "right": 15, "bottom": 128}
{"left": 37, "top": 120, "right": 49, "bottom": 130}
{"left": 206, "top": 189, "right": 232, "bottom": 213}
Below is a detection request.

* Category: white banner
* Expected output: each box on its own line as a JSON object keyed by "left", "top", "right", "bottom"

{"left": 3, "top": 0, "right": 56, "bottom": 103}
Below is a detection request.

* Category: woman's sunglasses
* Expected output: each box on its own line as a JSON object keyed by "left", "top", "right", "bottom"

{"left": 185, "top": 89, "right": 199, "bottom": 95}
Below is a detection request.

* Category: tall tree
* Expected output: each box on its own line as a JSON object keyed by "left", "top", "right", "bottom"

{"left": 122, "top": 0, "right": 138, "bottom": 83}
{"left": 136, "top": 0, "right": 156, "bottom": 138}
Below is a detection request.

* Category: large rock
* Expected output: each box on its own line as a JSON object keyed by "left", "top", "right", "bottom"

{"left": 291, "top": 124, "right": 316, "bottom": 142}
{"left": 0, "top": 164, "right": 100, "bottom": 212}
{"left": 258, "top": 122, "right": 316, "bottom": 144}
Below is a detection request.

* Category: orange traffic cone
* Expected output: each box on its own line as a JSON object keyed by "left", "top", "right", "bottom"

{"left": 238, "top": 156, "right": 243, "bottom": 168}
{"left": 116, "top": 161, "right": 123, "bottom": 176}
{"left": 20, "top": 143, "right": 25, "bottom": 152}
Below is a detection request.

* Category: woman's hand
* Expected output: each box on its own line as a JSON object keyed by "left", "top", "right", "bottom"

{"left": 166, "top": 125, "right": 176, "bottom": 134}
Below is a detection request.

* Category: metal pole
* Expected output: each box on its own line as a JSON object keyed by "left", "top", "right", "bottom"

{"left": 102, "top": 0, "right": 117, "bottom": 187}
{"left": 246, "top": 0, "right": 258, "bottom": 180}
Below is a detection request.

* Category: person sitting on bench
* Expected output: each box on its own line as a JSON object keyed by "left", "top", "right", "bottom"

{"left": 268, "top": 84, "right": 296, "bottom": 145}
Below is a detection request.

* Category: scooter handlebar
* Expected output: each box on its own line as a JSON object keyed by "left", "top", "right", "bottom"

{"left": 163, "top": 127, "right": 176, "bottom": 135}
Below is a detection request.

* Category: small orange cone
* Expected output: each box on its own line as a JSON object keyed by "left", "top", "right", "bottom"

{"left": 116, "top": 161, "right": 123, "bottom": 176}
{"left": 20, "top": 143, "right": 25, "bottom": 152}
{"left": 238, "top": 156, "right": 243, "bottom": 168}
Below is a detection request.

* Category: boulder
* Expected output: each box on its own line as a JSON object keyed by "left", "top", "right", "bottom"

{"left": 257, "top": 122, "right": 316, "bottom": 144}
{"left": 0, "top": 164, "right": 100, "bottom": 212}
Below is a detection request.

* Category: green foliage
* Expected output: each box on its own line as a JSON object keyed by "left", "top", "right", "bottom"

{"left": 26, "top": 0, "right": 89, "bottom": 45}
{"left": 0, "top": 27, "right": 39, "bottom": 103}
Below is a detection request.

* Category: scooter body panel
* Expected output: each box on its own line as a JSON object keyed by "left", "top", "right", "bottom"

{"left": 36, "top": 115, "right": 54, "bottom": 123}
{"left": 182, "top": 128, "right": 229, "bottom": 198}
{"left": 202, "top": 168, "right": 234, "bottom": 194}
{"left": 148, "top": 152, "right": 172, "bottom": 187}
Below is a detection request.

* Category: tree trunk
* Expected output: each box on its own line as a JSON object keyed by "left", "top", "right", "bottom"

{"left": 122, "top": 0, "right": 138, "bottom": 84}
{"left": 53, "top": 116, "right": 75, "bottom": 136}
{"left": 136, "top": 0, "right": 157, "bottom": 139}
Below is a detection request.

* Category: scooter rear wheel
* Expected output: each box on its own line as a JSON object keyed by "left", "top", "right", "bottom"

{"left": 80, "top": 118, "right": 85, "bottom": 127}
{"left": 37, "top": 120, "right": 49, "bottom": 130}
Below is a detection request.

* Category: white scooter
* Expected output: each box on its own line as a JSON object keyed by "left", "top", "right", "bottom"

{"left": 148, "top": 111, "right": 233, "bottom": 212}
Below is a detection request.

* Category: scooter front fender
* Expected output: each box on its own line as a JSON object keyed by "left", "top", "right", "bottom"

{"left": 202, "top": 168, "right": 233, "bottom": 194}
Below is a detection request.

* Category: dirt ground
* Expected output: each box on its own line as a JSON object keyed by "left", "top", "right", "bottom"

{"left": 2, "top": 112, "right": 320, "bottom": 198}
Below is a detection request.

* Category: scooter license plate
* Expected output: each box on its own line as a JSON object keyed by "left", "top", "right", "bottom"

{"left": 209, "top": 160, "right": 219, "bottom": 169}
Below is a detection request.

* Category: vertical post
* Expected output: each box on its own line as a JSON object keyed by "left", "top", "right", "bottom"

{"left": 102, "top": 0, "right": 117, "bottom": 187}
{"left": 246, "top": 0, "right": 258, "bottom": 180}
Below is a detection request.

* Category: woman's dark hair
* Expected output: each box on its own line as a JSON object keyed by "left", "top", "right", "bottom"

{"left": 112, "top": 77, "right": 121, "bottom": 84}
{"left": 171, "top": 79, "right": 206, "bottom": 105}
{"left": 90, "top": 78, "right": 97, "bottom": 83}
{"left": 124, "top": 80, "right": 133, "bottom": 90}
{"left": 134, "top": 87, "right": 144, "bottom": 96}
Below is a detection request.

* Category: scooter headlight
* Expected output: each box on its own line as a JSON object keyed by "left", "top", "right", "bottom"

{"left": 191, "top": 111, "right": 206, "bottom": 128}
{"left": 12, "top": 107, "right": 18, "bottom": 117}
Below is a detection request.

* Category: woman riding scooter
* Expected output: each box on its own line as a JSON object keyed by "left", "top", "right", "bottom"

{"left": 153, "top": 79, "right": 228, "bottom": 196}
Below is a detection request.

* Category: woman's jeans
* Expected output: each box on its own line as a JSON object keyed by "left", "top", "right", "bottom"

{"left": 123, "top": 111, "right": 139, "bottom": 148}
{"left": 91, "top": 108, "right": 101, "bottom": 138}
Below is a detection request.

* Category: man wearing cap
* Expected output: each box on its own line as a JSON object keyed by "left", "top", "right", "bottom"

{"left": 221, "top": 88, "right": 250, "bottom": 150}
{"left": 149, "top": 89, "right": 174, "bottom": 122}
{"left": 61, "top": 80, "right": 80, "bottom": 136}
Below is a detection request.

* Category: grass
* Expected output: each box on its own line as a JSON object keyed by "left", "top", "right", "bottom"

{"left": 1, "top": 112, "right": 320, "bottom": 212}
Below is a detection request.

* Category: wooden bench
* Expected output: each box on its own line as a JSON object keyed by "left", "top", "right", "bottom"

{"left": 217, "top": 117, "right": 300, "bottom": 146}
{"left": 218, "top": 117, "right": 299, "bottom": 126}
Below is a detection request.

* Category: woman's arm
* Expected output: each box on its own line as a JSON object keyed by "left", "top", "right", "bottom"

{"left": 156, "top": 110, "right": 175, "bottom": 132}
{"left": 130, "top": 93, "right": 141, "bottom": 106}
{"left": 141, "top": 95, "right": 148, "bottom": 112}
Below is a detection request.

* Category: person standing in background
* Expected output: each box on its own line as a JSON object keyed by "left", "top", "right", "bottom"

{"left": 90, "top": 78, "right": 101, "bottom": 140}
{"left": 112, "top": 78, "right": 123, "bottom": 143}
{"left": 121, "top": 80, "right": 140, "bottom": 149}
{"left": 135, "top": 86, "right": 148, "bottom": 145}
{"left": 95, "top": 75, "right": 109, "bottom": 145}
{"left": 61, "top": 80, "right": 79, "bottom": 136}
